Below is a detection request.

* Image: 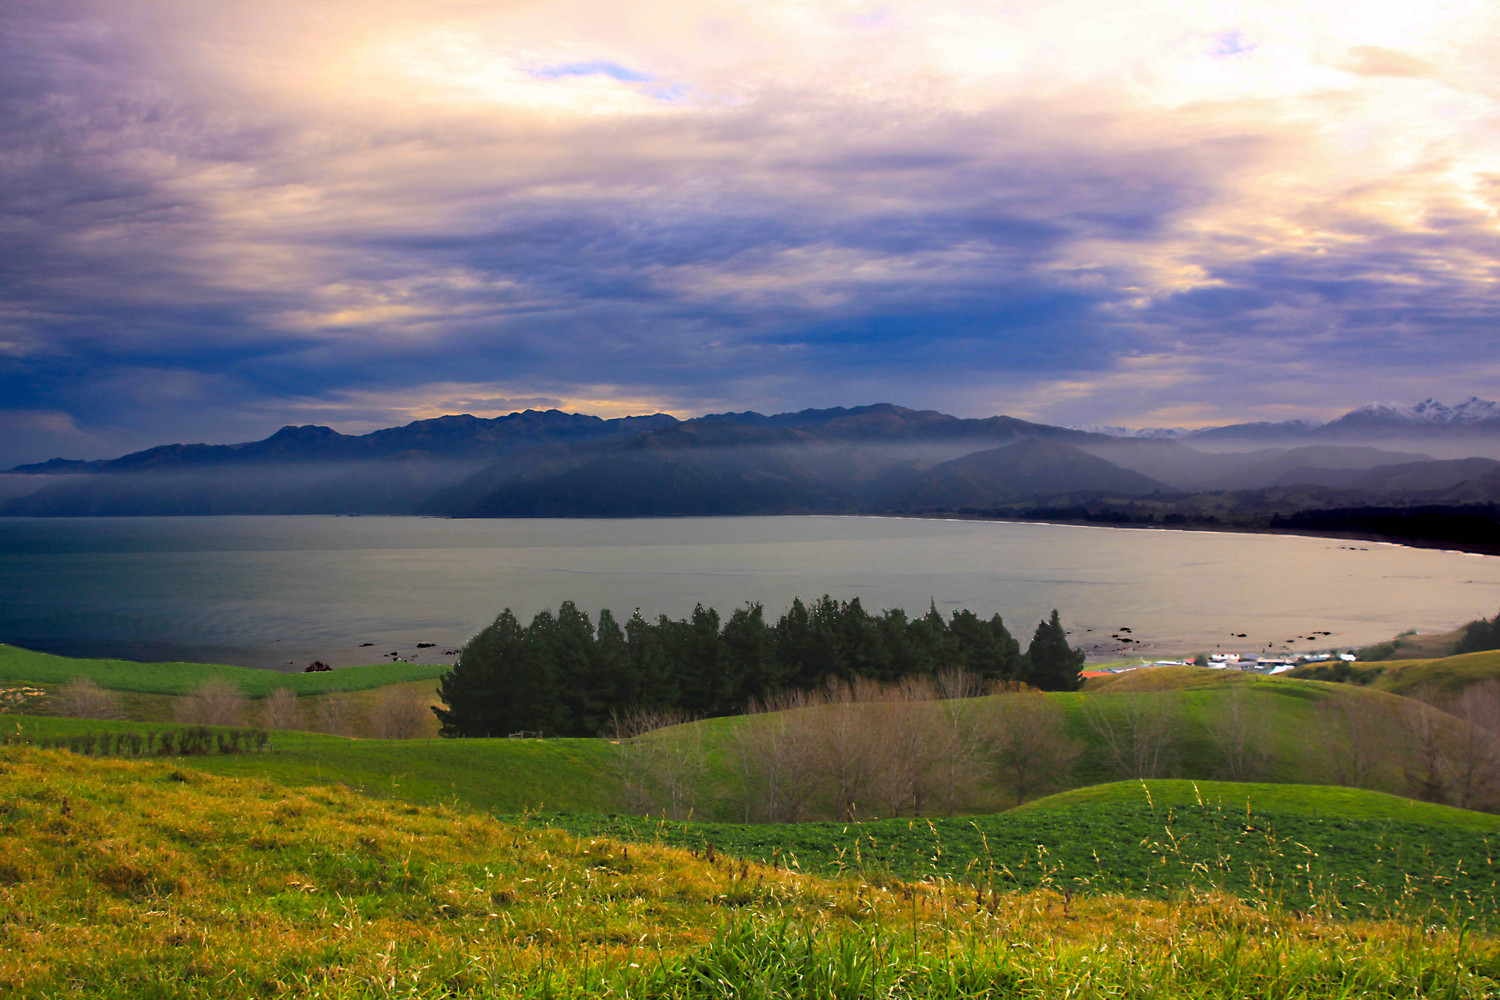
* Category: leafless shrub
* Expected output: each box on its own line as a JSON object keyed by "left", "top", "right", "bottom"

{"left": 1312, "top": 694, "right": 1392, "bottom": 789}
{"left": 174, "top": 679, "right": 247, "bottom": 727}
{"left": 259, "top": 687, "right": 304, "bottom": 731}
{"left": 930, "top": 671, "right": 991, "bottom": 816}
{"left": 313, "top": 691, "right": 360, "bottom": 737}
{"left": 1085, "top": 693, "right": 1179, "bottom": 779}
{"left": 368, "top": 686, "right": 432, "bottom": 740}
{"left": 53, "top": 677, "right": 123, "bottom": 720}
{"left": 1206, "top": 683, "right": 1274, "bottom": 781}
{"left": 935, "top": 668, "right": 985, "bottom": 701}
{"left": 983, "top": 691, "right": 1080, "bottom": 804}
{"left": 727, "top": 690, "right": 822, "bottom": 822}
{"left": 1401, "top": 683, "right": 1500, "bottom": 808}
{"left": 1448, "top": 681, "right": 1500, "bottom": 809}
{"left": 808, "top": 679, "right": 885, "bottom": 821}
{"left": 869, "top": 676, "right": 945, "bottom": 817}
{"left": 612, "top": 707, "right": 705, "bottom": 818}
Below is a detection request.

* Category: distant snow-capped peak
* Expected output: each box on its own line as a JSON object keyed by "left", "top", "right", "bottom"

{"left": 1345, "top": 397, "right": 1500, "bottom": 425}
{"left": 1074, "top": 425, "right": 1187, "bottom": 439}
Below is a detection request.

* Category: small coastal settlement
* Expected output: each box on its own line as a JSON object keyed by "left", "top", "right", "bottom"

{"left": 1086, "top": 650, "right": 1358, "bottom": 679}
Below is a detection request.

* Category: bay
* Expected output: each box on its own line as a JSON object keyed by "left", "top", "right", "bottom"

{"left": 0, "top": 515, "right": 1497, "bottom": 670}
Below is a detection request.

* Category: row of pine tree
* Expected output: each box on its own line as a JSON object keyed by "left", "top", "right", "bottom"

{"left": 435, "top": 596, "right": 1085, "bottom": 737}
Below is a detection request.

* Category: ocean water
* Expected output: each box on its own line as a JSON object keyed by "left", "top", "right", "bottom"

{"left": 1, "top": 515, "right": 1497, "bottom": 670}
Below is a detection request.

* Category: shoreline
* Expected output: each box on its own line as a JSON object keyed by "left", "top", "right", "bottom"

{"left": 891, "top": 511, "right": 1500, "bottom": 559}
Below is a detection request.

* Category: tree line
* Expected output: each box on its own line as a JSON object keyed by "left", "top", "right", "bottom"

{"left": 435, "top": 598, "right": 1085, "bottom": 738}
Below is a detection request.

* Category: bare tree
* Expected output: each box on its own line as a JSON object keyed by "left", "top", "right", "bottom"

{"left": 1401, "top": 682, "right": 1500, "bottom": 808}
{"left": 1085, "top": 694, "right": 1179, "bottom": 779}
{"left": 259, "top": 687, "right": 304, "bottom": 731}
{"left": 931, "top": 673, "right": 991, "bottom": 816}
{"left": 1312, "top": 694, "right": 1391, "bottom": 789}
{"left": 53, "top": 677, "right": 123, "bottom": 720}
{"left": 368, "top": 686, "right": 432, "bottom": 739}
{"left": 1402, "top": 694, "right": 1453, "bottom": 803}
{"left": 1205, "top": 683, "right": 1273, "bottom": 781}
{"left": 175, "top": 679, "right": 247, "bottom": 727}
{"left": 612, "top": 707, "right": 706, "bottom": 818}
{"left": 726, "top": 690, "right": 822, "bottom": 822}
{"left": 313, "top": 691, "right": 360, "bottom": 737}
{"left": 1447, "top": 681, "right": 1500, "bottom": 810}
{"left": 871, "top": 676, "right": 944, "bottom": 817}
{"left": 983, "top": 691, "right": 1080, "bottom": 804}
{"left": 809, "top": 678, "right": 886, "bottom": 821}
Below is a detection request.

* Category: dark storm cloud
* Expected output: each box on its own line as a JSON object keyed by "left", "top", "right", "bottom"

{"left": 0, "top": 0, "right": 1496, "bottom": 464}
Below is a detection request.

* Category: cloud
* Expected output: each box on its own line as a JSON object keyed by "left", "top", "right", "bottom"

{"left": 1338, "top": 45, "right": 1436, "bottom": 78}
{"left": 527, "top": 61, "right": 654, "bottom": 83}
{"left": 0, "top": 0, "right": 1498, "bottom": 464}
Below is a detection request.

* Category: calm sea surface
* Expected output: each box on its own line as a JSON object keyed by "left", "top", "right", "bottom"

{"left": 1, "top": 515, "right": 1497, "bottom": 670}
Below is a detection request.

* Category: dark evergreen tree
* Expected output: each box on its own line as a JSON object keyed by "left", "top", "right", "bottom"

{"left": 679, "top": 603, "right": 728, "bottom": 715}
{"left": 834, "top": 597, "right": 892, "bottom": 680}
{"left": 514, "top": 609, "right": 565, "bottom": 733}
{"left": 988, "top": 613, "right": 1022, "bottom": 679}
{"left": 433, "top": 609, "right": 552, "bottom": 736}
{"left": 1025, "top": 609, "right": 1085, "bottom": 691}
{"left": 1456, "top": 609, "right": 1500, "bottom": 655}
{"left": 723, "top": 602, "right": 779, "bottom": 704}
{"left": 914, "top": 601, "right": 961, "bottom": 674}
{"left": 434, "top": 610, "right": 513, "bottom": 736}
{"left": 625, "top": 609, "right": 677, "bottom": 710}
{"left": 878, "top": 608, "right": 935, "bottom": 679}
{"left": 437, "top": 597, "right": 1090, "bottom": 737}
{"left": 590, "top": 608, "right": 634, "bottom": 725}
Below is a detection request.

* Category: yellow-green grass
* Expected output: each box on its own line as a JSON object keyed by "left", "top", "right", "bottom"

{"left": 2, "top": 747, "right": 1497, "bottom": 999}
{"left": 551, "top": 780, "right": 1500, "bottom": 924}
{"left": 0, "top": 643, "right": 446, "bottom": 698}
{"left": 8, "top": 716, "right": 622, "bottom": 815}
{"left": 1014, "top": 778, "right": 1500, "bottom": 829}
{"left": 1355, "top": 625, "right": 1468, "bottom": 661}
{"left": 1289, "top": 648, "right": 1500, "bottom": 698}
{"left": 14, "top": 669, "right": 1469, "bottom": 820}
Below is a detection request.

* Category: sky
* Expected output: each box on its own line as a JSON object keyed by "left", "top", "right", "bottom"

{"left": 2, "top": 0, "right": 1498, "bottom": 465}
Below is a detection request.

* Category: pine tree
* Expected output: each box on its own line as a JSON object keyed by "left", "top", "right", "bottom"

{"left": 434, "top": 609, "right": 527, "bottom": 737}
{"left": 1025, "top": 609, "right": 1085, "bottom": 691}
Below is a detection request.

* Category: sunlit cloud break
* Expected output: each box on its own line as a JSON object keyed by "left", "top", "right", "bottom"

{"left": 0, "top": 0, "right": 1497, "bottom": 464}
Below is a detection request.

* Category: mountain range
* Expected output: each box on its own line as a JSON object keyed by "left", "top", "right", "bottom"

{"left": 1086, "top": 397, "right": 1500, "bottom": 448}
{"left": 4, "top": 401, "right": 1500, "bottom": 531}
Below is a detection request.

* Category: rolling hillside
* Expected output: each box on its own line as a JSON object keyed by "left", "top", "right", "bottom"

{"left": 5, "top": 746, "right": 1494, "bottom": 998}
{"left": 11, "top": 651, "right": 1495, "bottom": 820}
{"left": 1289, "top": 648, "right": 1500, "bottom": 697}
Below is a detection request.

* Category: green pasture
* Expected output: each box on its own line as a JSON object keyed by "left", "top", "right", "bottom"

{"left": 545, "top": 779, "right": 1500, "bottom": 924}
{"left": 0, "top": 643, "right": 446, "bottom": 697}
{"left": 10, "top": 666, "right": 1468, "bottom": 820}
{"left": 9, "top": 715, "right": 620, "bottom": 815}
{"left": 5, "top": 747, "right": 1495, "bottom": 999}
{"left": 1290, "top": 650, "right": 1500, "bottom": 695}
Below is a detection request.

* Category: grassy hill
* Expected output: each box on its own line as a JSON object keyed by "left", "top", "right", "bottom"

{"left": 0, "top": 643, "right": 445, "bottom": 697}
{"left": 549, "top": 778, "right": 1500, "bottom": 924}
{"left": 3, "top": 746, "right": 1496, "bottom": 999}
{"left": 1288, "top": 648, "right": 1500, "bottom": 696}
{"left": 11, "top": 659, "right": 1493, "bottom": 818}
{"left": 1014, "top": 777, "right": 1500, "bottom": 828}
{"left": 7, "top": 716, "right": 621, "bottom": 815}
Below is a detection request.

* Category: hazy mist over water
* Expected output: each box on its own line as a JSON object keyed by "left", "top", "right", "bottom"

{"left": 1, "top": 516, "right": 1498, "bottom": 669}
